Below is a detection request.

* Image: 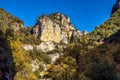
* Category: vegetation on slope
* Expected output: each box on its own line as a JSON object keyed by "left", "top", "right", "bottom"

{"left": 43, "top": 9, "right": 120, "bottom": 80}
{"left": 90, "top": 10, "right": 120, "bottom": 42}
{"left": 0, "top": 3, "right": 120, "bottom": 80}
{"left": 0, "top": 8, "right": 23, "bottom": 33}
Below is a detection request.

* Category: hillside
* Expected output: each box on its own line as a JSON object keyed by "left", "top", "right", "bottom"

{"left": 90, "top": 9, "right": 120, "bottom": 43}
{"left": 0, "top": 9, "right": 86, "bottom": 80}
{"left": 0, "top": 8, "right": 23, "bottom": 32}
{"left": 0, "top": 0, "right": 120, "bottom": 80}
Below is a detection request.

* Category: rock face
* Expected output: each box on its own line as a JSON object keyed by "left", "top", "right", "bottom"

{"left": 48, "top": 53, "right": 63, "bottom": 64}
{"left": 36, "top": 41, "right": 55, "bottom": 52}
{"left": 111, "top": 0, "right": 120, "bottom": 14}
{"left": 23, "top": 44, "right": 33, "bottom": 50}
{"left": 31, "top": 13, "right": 83, "bottom": 44}
{"left": 31, "top": 60, "right": 40, "bottom": 72}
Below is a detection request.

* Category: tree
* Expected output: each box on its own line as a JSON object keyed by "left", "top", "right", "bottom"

{"left": 45, "top": 56, "right": 76, "bottom": 80}
{"left": 85, "top": 60, "right": 118, "bottom": 80}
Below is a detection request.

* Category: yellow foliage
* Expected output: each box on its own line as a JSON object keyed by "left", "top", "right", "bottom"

{"left": 8, "top": 37, "right": 37, "bottom": 79}
{"left": 61, "top": 63, "right": 68, "bottom": 68}
{"left": 9, "top": 38, "right": 27, "bottom": 70}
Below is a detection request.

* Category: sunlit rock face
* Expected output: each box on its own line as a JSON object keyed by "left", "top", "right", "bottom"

{"left": 30, "top": 13, "right": 88, "bottom": 52}
{"left": 23, "top": 44, "right": 33, "bottom": 50}
{"left": 48, "top": 53, "right": 63, "bottom": 64}
{"left": 31, "top": 13, "right": 83, "bottom": 44}
{"left": 36, "top": 41, "right": 55, "bottom": 52}
{"left": 0, "top": 9, "right": 24, "bottom": 32}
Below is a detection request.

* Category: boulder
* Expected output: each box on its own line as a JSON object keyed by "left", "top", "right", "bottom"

{"left": 36, "top": 41, "right": 55, "bottom": 52}
{"left": 23, "top": 44, "right": 33, "bottom": 50}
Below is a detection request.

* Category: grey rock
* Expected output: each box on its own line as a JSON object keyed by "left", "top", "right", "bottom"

{"left": 23, "top": 44, "right": 33, "bottom": 50}
{"left": 36, "top": 41, "right": 55, "bottom": 52}
{"left": 48, "top": 53, "right": 63, "bottom": 64}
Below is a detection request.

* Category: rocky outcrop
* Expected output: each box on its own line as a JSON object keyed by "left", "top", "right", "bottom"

{"left": 48, "top": 53, "right": 63, "bottom": 63}
{"left": 10, "top": 22, "right": 24, "bottom": 31}
{"left": 36, "top": 41, "right": 55, "bottom": 52}
{"left": 23, "top": 44, "right": 33, "bottom": 50}
{"left": 111, "top": 0, "right": 120, "bottom": 14}
{"left": 31, "top": 13, "right": 83, "bottom": 44}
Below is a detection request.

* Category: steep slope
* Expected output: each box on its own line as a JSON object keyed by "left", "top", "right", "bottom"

{"left": 0, "top": 9, "right": 38, "bottom": 80}
{"left": 43, "top": 1, "right": 120, "bottom": 79}
{"left": 90, "top": 0, "right": 120, "bottom": 43}
{"left": 90, "top": 9, "right": 120, "bottom": 43}
{"left": 31, "top": 13, "right": 84, "bottom": 44}
{"left": 44, "top": 31, "right": 120, "bottom": 80}
{"left": 0, "top": 8, "right": 25, "bottom": 80}
{"left": 0, "top": 0, "right": 120, "bottom": 79}
{"left": 94, "top": 30, "right": 120, "bottom": 79}
{"left": 104, "top": 30, "right": 120, "bottom": 44}
{"left": 0, "top": 10, "right": 86, "bottom": 79}
{"left": 0, "top": 8, "right": 24, "bottom": 32}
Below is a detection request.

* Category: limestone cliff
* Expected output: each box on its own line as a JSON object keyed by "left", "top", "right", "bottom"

{"left": 31, "top": 13, "right": 84, "bottom": 44}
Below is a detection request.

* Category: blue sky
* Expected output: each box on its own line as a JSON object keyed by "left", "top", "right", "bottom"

{"left": 0, "top": 0, "right": 116, "bottom": 32}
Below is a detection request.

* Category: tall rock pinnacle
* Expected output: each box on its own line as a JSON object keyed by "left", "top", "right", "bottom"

{"left": 31, "top": 13, "right": 84, "bottom": 44}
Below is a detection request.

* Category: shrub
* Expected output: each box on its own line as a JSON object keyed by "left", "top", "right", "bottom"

{"left": 85, "top": 60, "right": 118, "bottom": 80}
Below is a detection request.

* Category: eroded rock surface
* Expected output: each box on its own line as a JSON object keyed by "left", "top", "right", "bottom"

{"left": 31, "top": 13, "right": 83, "bottom": 44}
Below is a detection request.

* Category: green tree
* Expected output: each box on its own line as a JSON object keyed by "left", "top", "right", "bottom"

{"left": 85, "top": 60, "right": 118, "bottom": 80}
